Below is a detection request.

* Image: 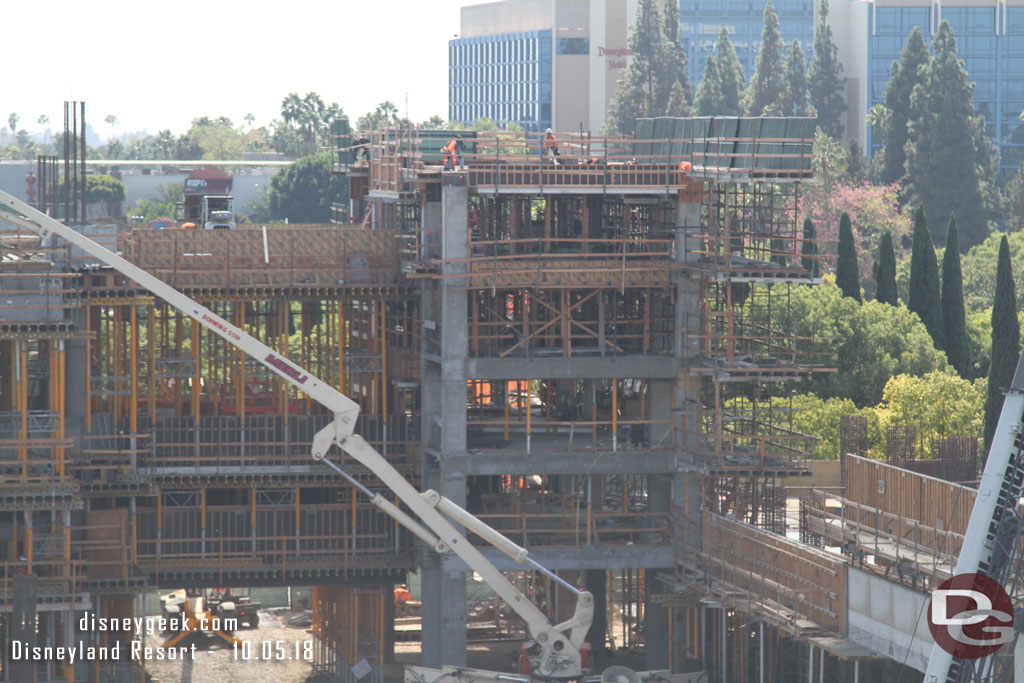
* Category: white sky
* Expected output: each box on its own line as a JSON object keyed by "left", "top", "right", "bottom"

{"left": 4, "top": 0, "right": 470, "bottom": 138}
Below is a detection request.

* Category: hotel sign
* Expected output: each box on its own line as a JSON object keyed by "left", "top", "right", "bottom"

{"left": 598, "top": 46, "right": 633, "bottom": 70}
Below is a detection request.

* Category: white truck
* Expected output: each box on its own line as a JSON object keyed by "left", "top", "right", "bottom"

{"left": 0, "top": 190, "right": 688, "bottom": 683}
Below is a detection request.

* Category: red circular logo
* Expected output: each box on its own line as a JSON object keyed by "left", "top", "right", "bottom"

{"left": 928, "top": 573, "right": 1014, "bottom": 659}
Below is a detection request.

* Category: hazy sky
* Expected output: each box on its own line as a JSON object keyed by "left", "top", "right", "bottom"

{"left": 4, "top": 0, "right": 469, "bottom": 138}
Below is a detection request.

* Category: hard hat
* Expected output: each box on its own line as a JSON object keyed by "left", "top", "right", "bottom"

{"left": 546, "top": 128, "right": 553, "bottom": 133}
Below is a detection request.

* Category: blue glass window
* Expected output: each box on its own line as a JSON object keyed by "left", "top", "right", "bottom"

{"left": 1008, "top": 8, "right": 1024, "bottom": 33}
{"left": 556, "top": 38, "right": 589, "bottom": 55}
{"left": 967, "top": 7, "right": 995, "bottom": 33}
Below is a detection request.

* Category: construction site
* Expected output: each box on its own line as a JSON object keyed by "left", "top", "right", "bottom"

{"left": 0, "top": 105, "right": 1010, "bottom": 683}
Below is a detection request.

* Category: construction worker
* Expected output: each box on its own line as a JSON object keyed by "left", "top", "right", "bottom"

{"left": 454, "top": 135, "right": 466, "bottom": 169}
{"left": 543, "top": 128, "right": 560, "bottom": 164}
{"left": 443, "top": 137, "right": 458, "bottom": 170}
{"left": 394, "top": 584, "right": 412, "bottom": 615}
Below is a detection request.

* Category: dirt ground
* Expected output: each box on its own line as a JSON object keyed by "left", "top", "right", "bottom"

{"left": 141, "top": 609, "right": 314, "bottom": 683}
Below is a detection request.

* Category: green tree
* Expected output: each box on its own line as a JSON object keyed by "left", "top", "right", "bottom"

{"left": 958, "top": 231, "right": 1024, "bottom": 311}
{"left": 38, "top": 114, "right": 50, "bottom": 145}
{"left": 942, "top": 215, "right": 972, "bottom": 378}
{"left": 846, "top": 138, "right": 867, "bottom": 183}
{"left": 780, "top": 283, "right": 950, "bottom": 406}
{"left": 908, "top": 206, "right": 945, "bottom": 350}
{"left": 607, "top": 0, "right": 691, "bottom": 132}
{"left": 745, "top": 1, "right": 785, "bottom": 115}
{"left": 693, "top": 53, "right": 723, "bottom": 115}
{"left": 879, "top": 27, "right": 929, "bottom": 184}
{"left": 874, "top": 230, "right": 898, "bottom": 306}
{"left": 983, "top": 235, "right": 1021, "bottom": 450}
{"left": 808, "top": 0, "right": 845, "bottom": 137}
{"left": 1001, "top": 164, "right": 1024, "bottom": 233}
{"left": 265, "top": 152, "right": 347, "bottom": 223}
{"left": 104, "top": 114, "right": 118, "bottom": 142}
{"left": 905, "top": 21, "right": 991, "bottom": 250}
{"left": 715, "top": 28, "right": 746, "bottom": 116}
{"left": 126, "top": 183, "right": 183, "bottom": 222}
{"left": 666, "top": 81, "right": 689, "bottom": 116}
{"left": 801, "top": 217, "right": 819, "bottom": 278}
{"left": 155, "top": 130, "right": 176, "bottom": 160}
{"left": 662, "top": 0, "right": 693, "bottom": 112}
{"left": 782, "top": 40, "right": 809, "bottom": 116}
{"left": 186, "top": 116, "right": 245, "bottom": 160}
{"left": 876, "top": 371, "right": 984, "bottom": 457}
{"left": 836, "top": 212, "right": 861, "bottom": 301}
{"left": 7, "top": 113, "right": 18, "bottom": 135}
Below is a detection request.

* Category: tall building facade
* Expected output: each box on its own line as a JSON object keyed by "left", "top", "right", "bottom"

{"left": 678, "top": 0, "right": 815, "bottom": 89}
{"left": 448, "top": 0, "right": 638, "bottom": 133}
{"left": 834, "top": 0, "right": 1024, "bottom": 174}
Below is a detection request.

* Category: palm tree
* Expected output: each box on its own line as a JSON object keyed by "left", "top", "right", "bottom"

{"left": 104, "top": 114, "right": 118, "bottom": 142}
{"left": 244, "top": 113, "right": 256, "bottom": 127}
{"left": 7, "top": 112, "right": 19, "bottom": 135}
{"left": 155, "top": 129, "right": 176, "bottom": 160}
{"left": 38, "top": 114, "right": 50, "bottom": 145}
{"left": 281, "top": 93, "right": 303, "bottom": 129}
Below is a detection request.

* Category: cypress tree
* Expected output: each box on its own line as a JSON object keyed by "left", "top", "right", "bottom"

{"left": 905, "top": 21, "right": 990, "bottom": 249}
{"left": 667, "top": 80, "right": 689, "bottom": 116}
{"left": 745, "top": 1, "right": 785, "bottom": 115}
{"left": 801, "top": 217, "right": 819, "bottom": 278}
{"left": 874, "top": 230, "right": 898, "bottom": 306}
{"left": 983, "top": 235, "right": 1021, "bottom": 451}
{"left": 808, "top": 0, "right": 845, "bottom": 137}
{"left": 782, "top": 40, "right": 809, "bottom": 116}
{"left": 715, "top": 28, "right": 746, "bottom": 116}
{"left": 880, "top": 27, "right": 928, "bottom": 184}
{"left": 607, "top": 0, "right": 665, "bottom": 133}
{"left": 694, "top": 53, "right": 723, "bottom": 116}
{"left": 941, "top": 215, "right": 971, "bottom": 378}
{"left": 847, "top": 138, "right": 867, "bottom": 184}
{"left": 662, "top": 0, "right": 693, "bottom": 108}
{"left": 835, "top": 212, "right": 861, "bottom": 301}
{"left": 908, "top": 206, "right": 944, "bottom": 350}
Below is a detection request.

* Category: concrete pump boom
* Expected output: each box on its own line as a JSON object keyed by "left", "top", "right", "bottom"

{"left": 0, "top": 190, "right": 593, "bottom": 679}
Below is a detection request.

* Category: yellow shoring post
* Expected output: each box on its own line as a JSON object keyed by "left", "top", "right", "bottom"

{"left": 19, "top": 340, "right": 28, "bottom": 478}
{"left": 130, "top": 304, "right": 138, "bottom": 435}
{"left": 148, "top": 304, "right": 156, "bottom": 421}
{"left": 191, "top": 319, "right": 200, "bottom": 421}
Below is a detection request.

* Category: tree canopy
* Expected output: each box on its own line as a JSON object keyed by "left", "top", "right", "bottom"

{"left": 745, "top": 2, "right": 785, "bottom": 115}
{"left": 908, "top": 206, "right": 944, "bottom": 351}
{"left": 607, "top": 0, "right": 692, "bottom": 132}
{"left": 905, "top": 21, "right": 991, "bottom": 250}
{"left": 782, "top": 40, "right": 810, "bottom": 116}
{"left": 874, "top": 230, "right": 898, "bottom": 306}
{"left": 836, "top": 212, "right": 861, "bottom": 301}
{"left": 265, "top": 152, "right": 347, "bottom": 223}
{"left": 983, "top": 235, "right": 1020, "bottom": 450}
{"left": 808, "top": 0, "right": 845, "bottom": 137}
{"left": 879, "top": 27, "right": 929, "bottom": 185}
{"left": 779, "top": 283, "right": 950, "bottom": 406}
{"left": 941, "top": 215, "right": 972, "bottom": 378}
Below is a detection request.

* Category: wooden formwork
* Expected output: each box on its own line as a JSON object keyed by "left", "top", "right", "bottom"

{"left": 701, "top": 512, "right": 847, "bottom": 634}
{"left": 845, "top": 454, "right": 975, "bottom": 536}
{"left": 122, "top": 226, "right": 400, "bottom": 289}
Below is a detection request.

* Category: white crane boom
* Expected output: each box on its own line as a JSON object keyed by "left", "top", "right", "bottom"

{"left": 0, "top": 191, "right": 593, "bottom": 679}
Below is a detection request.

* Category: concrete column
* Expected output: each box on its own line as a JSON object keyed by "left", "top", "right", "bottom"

{"left": 647, "top": 379, "right": 673, "bottom": 446}
{"left": 584, "top": 569, "right": 608, "bottom": 658}
{"left": 421, "top": 178, "right": 470, "bottom": 668}
{"left": 646, "top": 475, "right": 671, "bottom": 669}
{"left": 65, "top": 307, "right": 88, "bottom": 437}
{"left": 674, "top": 201, "right": 704, "bottom": 548}
{"left": 671, "top": 604, "right": 688, "bottom": 673}
{"left": 645, "top": 591, "right": 670, "bottom": 670}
